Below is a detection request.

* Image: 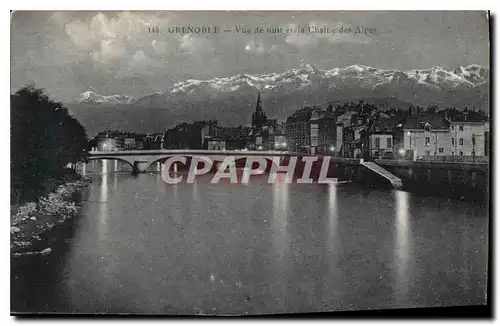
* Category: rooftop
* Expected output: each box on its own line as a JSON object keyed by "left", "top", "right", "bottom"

{"left": 404, "top": 112, "right": 450, "bottom": 130}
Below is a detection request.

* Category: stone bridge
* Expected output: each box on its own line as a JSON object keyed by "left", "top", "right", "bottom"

{"left": 87, "top": 149, "right": 302, "bottom": 173}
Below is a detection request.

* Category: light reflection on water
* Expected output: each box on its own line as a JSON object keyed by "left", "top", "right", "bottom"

{"left": 272, "top": 173, "right": 289, "bottom": 261}
{"left": 17, "top": 159, "right": 489, "bottom": 314}
{"left": 271, "top": 173, "right": 290, "bottom": 310}
{"left": 98, "top": 160, "right": 108, "bottom": 242}
{"left": 394, "top": 189, "right": 411, "bottom": 303}
{"left": 326, "top": 183, "right": 338, "bottom": 254}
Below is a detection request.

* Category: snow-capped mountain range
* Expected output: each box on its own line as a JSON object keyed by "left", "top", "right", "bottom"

{"left": 73, "top": 64, "right": 489, "bottom": 105}
{"left": 68, "top": 64, "right": 489, "bottom": 135}
{"left": 166, "top": 63, "right": 488, "bottom": 95}
{"left": 75, "top": 91, "right": 136, "bottom": 105}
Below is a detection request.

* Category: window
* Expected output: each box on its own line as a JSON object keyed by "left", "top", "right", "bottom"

{"left": 425, "top": 137, "right": 430, "bottom": 146}
{"left": 375, "top": 137, "right": 380, "bottom": 149}
{"left": 459, "top": 126, "right": 464, "bottom": 131}
{"left": 439, "top": 148, "right": 444, "bottom": 153}
{"left": 452, "top": 152, "right": 455, "bottom": 156}
{"left": 452, "top": 138, "right": 454, "bottom": 145}
{"left": 472, "top": 137, "right": 476, "bottom": 146}
{"left": 452, "top": 126, "right": 455, "bottom": 130}
{"left": 459, "top": 138, "right": 464, "bottom": 145}
{"left": 387, "top": 138, "right": 392, "bottom": 148}
{"left": 460, "top": 151, "right": 464, "bottom": 156}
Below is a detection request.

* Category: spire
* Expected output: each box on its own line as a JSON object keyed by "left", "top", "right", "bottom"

{"left": 256, "top": 91, "right": 262, "bottom": 112}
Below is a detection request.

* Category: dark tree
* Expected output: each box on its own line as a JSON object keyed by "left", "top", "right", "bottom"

{"left": 11, "top": 85, "right": 89, "bottom": 202}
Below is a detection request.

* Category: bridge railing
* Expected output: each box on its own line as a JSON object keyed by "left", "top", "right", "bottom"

{"left": 88, "top": 149, "right": 302, "bottom": 156}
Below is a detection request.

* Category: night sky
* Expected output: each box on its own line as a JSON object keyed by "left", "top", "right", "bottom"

{"left": 10, "top": 11, "right": 489, "bottom": 102}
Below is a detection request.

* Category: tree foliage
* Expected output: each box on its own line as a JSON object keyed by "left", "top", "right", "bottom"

{"left": 11, "top": 85, "right": 89, "bottom": 202}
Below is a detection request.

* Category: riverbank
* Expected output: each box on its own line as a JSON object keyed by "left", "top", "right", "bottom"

{"left": 10, "top": 177, "right": 91, "bottom": 257}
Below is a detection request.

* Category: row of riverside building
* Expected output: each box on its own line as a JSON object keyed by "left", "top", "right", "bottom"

{"left": 92, "top": 93, "right": 489, "bottom": 162}
{"left": 286, "top": 103, "right": 489, "bottom": 162}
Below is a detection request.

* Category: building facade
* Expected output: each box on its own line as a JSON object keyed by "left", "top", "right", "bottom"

{"left": 285, "top": 106, "right": 337, "bottom": 154}
{"left": 361, "top": 132, "right": 394, "bottom": 159}
{"left": 207, "top": 138, "right": 226, "bottom": 151}
{"left": 449, "top": 120, "right": 489, "bottom": 157}
{"left": 400, "top": 114, "right": 452, "bottom": 159}
{"left": 310, "top": 109, "right": 337, "bottom": 154}
{"left": 341, "top": 125, "right": 363, "bottom": 158}
{"left": 285, "top": 107, "right": 314, "bottom": 153}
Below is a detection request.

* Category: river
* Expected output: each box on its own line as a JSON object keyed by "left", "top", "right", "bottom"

{"left": 11, "top": 160, "right": 489, "bottom": 315}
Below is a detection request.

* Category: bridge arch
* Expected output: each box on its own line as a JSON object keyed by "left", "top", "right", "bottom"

{"left": 148, "top": 155, "right": 230, "bottom": 172}
{"left": 86, "top": 156, "right": 135, "bottom": 169}
{"left": 148, "top": 155, "right": 192, "bottom": 171}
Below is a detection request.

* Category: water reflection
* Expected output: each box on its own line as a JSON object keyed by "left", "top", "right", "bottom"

{"left": 272, "top": 173, "right": 290, "bottom": 260}
{"left": 173, "top": 179, "right": 179, "bottom": 201}
{"left": 271, "top": 173, "right": 290, "bottom": 310}
{"left": 156, "top": 171, "right": 163, "bottom": 192}
{"left": 81, "top": 162, "right": 86, "bottom": 176}
{"left": 98, "top": 160, "right": 109, "bottom": 241}
{"left": 192, "top": 179, "right": 199, "bottom": 202}
{"left": 394, "top": 190, "right": 411, "bottom": 302}
{"left": 12, "top": 171, "right": 489, "bottom": 314}
{"left": 326, "top": 183, "right": 338, "bottom": 253}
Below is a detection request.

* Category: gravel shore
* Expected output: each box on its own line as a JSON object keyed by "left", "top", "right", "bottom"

{"left": 10, "top": 177, "right": 91, "bottom": 257}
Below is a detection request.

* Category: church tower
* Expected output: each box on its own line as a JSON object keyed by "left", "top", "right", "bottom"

{"left": 252, "top": 91, "right": 267, "bottom": 133}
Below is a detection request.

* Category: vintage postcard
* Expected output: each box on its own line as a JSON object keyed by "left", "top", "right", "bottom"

{"left": 10, "top": 11, "right": 490, "bottom": 316}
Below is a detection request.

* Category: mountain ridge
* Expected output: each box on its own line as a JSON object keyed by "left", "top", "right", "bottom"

{"left": 66, "top": 63, "right": 489, "bottom": 136}
{"left": 71, "top": 63, "right": 489, "bottom": 105}
{"left": 73, "top": 90, "right": 137, "bottom": 105}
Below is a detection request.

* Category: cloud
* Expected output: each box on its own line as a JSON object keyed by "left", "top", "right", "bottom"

{"left": 91, "top": 39, "right": 128, "bottom": 64}
{"left": 285, "top": 25, "right": 318, "bottom": 48}
{"left": 61, "top": 12, "right": 175, "bottom": 65}
{"left": 179, "top": 34, "right": 213, "bottom": 54}
{"left": 151, "top": 39, "right": 168, "bottom": 54}
{"left": 65, "top": 19, "right": 96, "bottom": 51}
{"left": 244, "top": 40, "right": 276, "bottom": 54}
